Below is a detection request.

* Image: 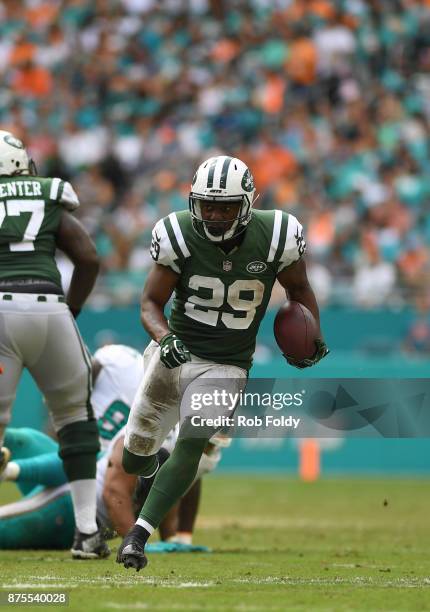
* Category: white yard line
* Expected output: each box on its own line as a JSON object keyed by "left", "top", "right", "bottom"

{"left": 2, "top": 576, "right": 429, "bottom": 590}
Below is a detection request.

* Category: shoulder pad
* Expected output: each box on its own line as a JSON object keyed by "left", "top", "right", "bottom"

{"left": 150, "top": 213, "right": 191, "bottom": 273}
{"left": 49, "top": 178, "right": 80, "bottom": 211}
{"left": 278, "top": 213, "right": 306, "bottom": 271}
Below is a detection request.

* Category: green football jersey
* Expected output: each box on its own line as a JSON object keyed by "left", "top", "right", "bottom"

{"left": 0, "top": 176, "right": 80, "bottom": 287}
{"left": 150, "top": 209, "right": 306, "bottom": 370}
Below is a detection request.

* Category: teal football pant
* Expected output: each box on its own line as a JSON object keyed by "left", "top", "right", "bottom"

{"left": 0, "top": 486, "right": 74, "bottom": 549}
{"left": 0, "top": 428, "right": 74, "bottom": 549}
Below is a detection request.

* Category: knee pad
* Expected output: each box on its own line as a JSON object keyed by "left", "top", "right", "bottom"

{"left": 57, "top": 420, "right": 100, "bottom": 482}
{"left": 57, "top": 420, "right": 100, "bottom": 459}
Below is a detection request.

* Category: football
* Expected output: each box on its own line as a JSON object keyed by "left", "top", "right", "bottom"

{"left": 274, "top": 301, "right": 319, "bottom": 361}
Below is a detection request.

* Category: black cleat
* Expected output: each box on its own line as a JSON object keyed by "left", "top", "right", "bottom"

{"left": 117, "top": 538, "right": 147, "bottom": 572}
{"left": 71, "top": 528, "right": 111, "bottom": 559}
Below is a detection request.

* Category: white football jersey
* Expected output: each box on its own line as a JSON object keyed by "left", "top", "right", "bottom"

{"left": 92, "top": 344, "right": 144, "bottom": 451}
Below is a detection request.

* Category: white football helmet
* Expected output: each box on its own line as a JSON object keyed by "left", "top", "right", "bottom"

{"left": 0, "top": 130, "right": 35, "bottom": 176}
{"left": 189, "top": 155, "right": 257, "bottom": 242}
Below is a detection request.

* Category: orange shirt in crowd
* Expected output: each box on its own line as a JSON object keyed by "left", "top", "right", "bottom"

{"left": 25, "top": 2, "right": 59, "bottom": 29}
{"left": 398, "top": 248, "right": 429, "bottom": 281}
{"left": 9, "top": 42, "right": 36, "bottom": 66}
{"left": 261, "top": 74, "right": 286, "bottom": 114}
{"left": 247, "top": 144, "right": 297, "bottom": 193}
{"left": 211, "top": 38, "right": 240, "bottom": 63}
{"left": 286, "top": 38, "right": 318, "bottom": 85}
{"left": 308, "top": 210, "right": 335, "bottom": 251}
{"left": 284, "top": 0, "right": 335, "bottom": 22}
{"left": 12, "top": 64, "right": 53, "bottom": 98}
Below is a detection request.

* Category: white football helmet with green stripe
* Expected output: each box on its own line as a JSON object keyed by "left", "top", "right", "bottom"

{"left": 0, "top": 130, "right": 36, "bottom": 177}
{"left": 189, "top": 155, "right": 256, "bottom": 242}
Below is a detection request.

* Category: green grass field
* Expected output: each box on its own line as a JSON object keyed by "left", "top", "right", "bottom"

{"left": 1, "top": 476, "right": 429, "bottom": 611}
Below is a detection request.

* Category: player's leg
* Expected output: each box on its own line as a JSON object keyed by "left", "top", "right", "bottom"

{"left": 0, "top": 310, "right": 23, "bottom": 465}
{"left": 1, "top": 449, "right": 69, "bottom": 491}
{"left": 160, "top": 443, "right": 222, "bottom": 551}
{"left": 26, "top": 303, "right": 108, "bottom": 558}
{"left": 0, "top": 486, "right": 75, "bottom": 550}
{"left": 118, "top": 360, "right": 246, "bottom": 570}
{"left": 154, "top": 479, "right": 211, "bottom": 552}
{"left": 171, "top": 479, "right": 201, "bottom": 545}
{"left": 122, "top": 341, "right": 180, "bottom": 477}
{"left": 137, "top": 363, "right": 246, "bottom": 529}
{"left": 2, "top": 428, "right": 64, "bottom": 495}
{"left": 5, "top": 427, "right": 58, "bottom": 458}
{"left": 118, "top": 344, "right": 183, "bottom": 569}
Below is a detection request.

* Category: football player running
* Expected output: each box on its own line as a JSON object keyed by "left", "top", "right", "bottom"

{"left": 117, "top": 155, "right": 329, "bottom": 571}
{"left": 0, "top": 130, "right": 108, "bottom": 558}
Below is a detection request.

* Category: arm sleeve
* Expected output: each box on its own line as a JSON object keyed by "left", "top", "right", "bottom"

{"left": 277, "top": 213, "right": 307, "bottom": 272}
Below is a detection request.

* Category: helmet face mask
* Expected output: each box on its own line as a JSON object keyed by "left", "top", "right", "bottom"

{"left": 0, "top": 130, "right": 35, "bottom": 177}
{"left": 189, "top": 156, "right": 256, "bottom": 243}
{"left": 190, "top": 195, "right": 251, "bottom": 242}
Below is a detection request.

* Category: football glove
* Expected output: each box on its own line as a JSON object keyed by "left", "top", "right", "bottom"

{"left": 285, "top": 338, "right": 330, "bottom": 369}
{"left": 159, "top": 333, "right": 191, "bottom": 369}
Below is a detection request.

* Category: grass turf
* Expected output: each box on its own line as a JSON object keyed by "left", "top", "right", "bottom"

{"left": 0, "top": 476, "right": 429, "bottom": 611}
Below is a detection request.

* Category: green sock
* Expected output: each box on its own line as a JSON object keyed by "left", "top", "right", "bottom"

{"left": 139, "top": 437, "right": 208, "bottom": 528}
{"left": 122, "top": 447, "right": 159, "bottom": 477}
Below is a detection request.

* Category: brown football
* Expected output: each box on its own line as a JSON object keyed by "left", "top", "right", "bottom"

{"left": 274, "top": 301, "right": 319, "bottom": 360}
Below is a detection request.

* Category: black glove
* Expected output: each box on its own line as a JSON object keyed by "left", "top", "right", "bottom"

{"left": 159, "top": 333, "right": 191, "bottom": 369}
{"left": 285, "top": 338, "right": 330, "bottom": 369}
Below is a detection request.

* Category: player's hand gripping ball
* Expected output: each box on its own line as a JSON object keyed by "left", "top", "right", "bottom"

{"left": 274, "top": 301, "right": 329, "bottom": 369}
{"left": 159, "top": 333, "right": 191, "bottom": 369}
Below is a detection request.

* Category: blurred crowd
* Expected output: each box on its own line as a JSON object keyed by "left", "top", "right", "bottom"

{"left": 1, "top": 0, "right": 430, "bottom": 311}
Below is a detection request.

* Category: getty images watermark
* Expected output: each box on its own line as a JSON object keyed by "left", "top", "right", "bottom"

{"left": 181, "top": 378, "right": 430, "bottom": 438}
{"left": 190, "top": 389, "right": 303, "bottom": 430}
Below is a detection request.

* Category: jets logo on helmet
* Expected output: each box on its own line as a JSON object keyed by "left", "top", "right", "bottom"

{"left": 0, "top": 130, "right": 36, "bottom": 176}
{"left": 4, "top": 134, "right": 24, "bottom": 149}
{"left": 241, "top": 169, "right": 254, "bottom": 192}
{"left": 189, "top": 155, "right": 257, "bottom": 242}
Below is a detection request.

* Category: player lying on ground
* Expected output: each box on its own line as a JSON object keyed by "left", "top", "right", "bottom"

{"left": 117, "top": 155, "right": 329, "bottom": 571}
{"left": 0, "top": 344, "right": 224, "bottom": 549}
{"left": 0, "top": 426, "right": 217, "bottom": 551}
{"left": 0, "top": 130, "right": 107, "bottom": 559}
